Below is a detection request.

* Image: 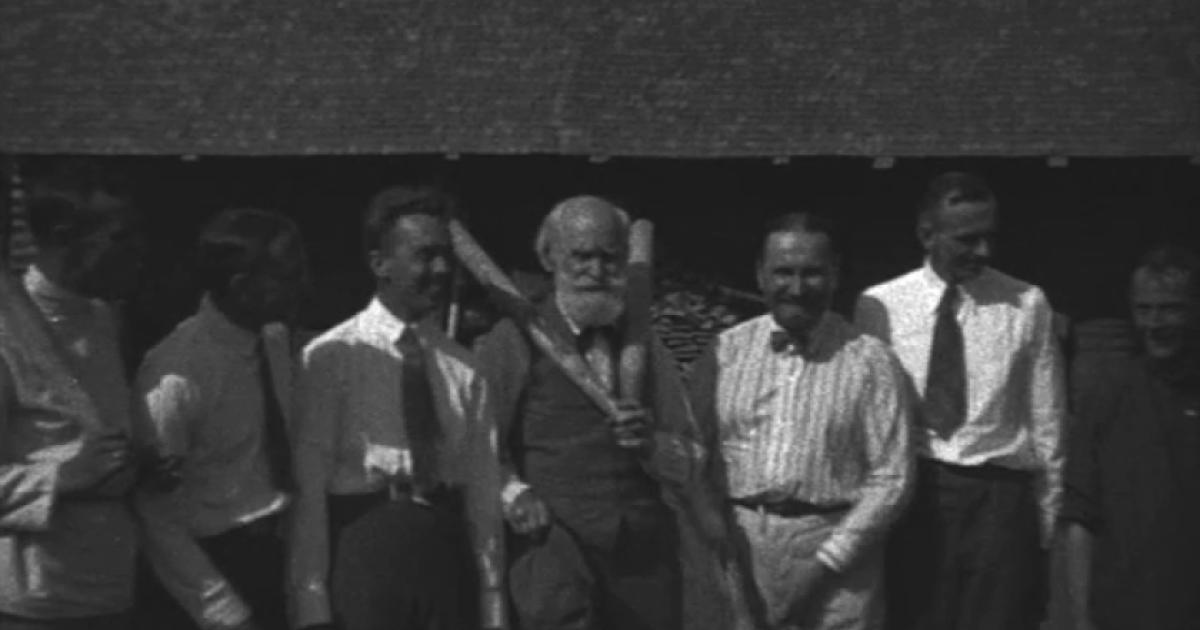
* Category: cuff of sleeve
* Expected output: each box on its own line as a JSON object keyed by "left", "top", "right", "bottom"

{"left": 198, "top": 582, "right": 252, "bottom": 630}
{"left": 501, "top": 478, "right": 531, "bottom": 513}
{"left": 15, "top": 461, "right": 60, "bottom": 531}
{"left": 815, "top": 532, "right": 856, "bottom": 573}
{"left": 290, "top": 582, "right": 332, "bottom": 629}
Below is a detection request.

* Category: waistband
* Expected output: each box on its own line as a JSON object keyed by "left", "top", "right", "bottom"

{"left": 729, "top": 497, "right": 851, "bottom": 518}
{"left": 919, "top": 457, "right": 1034, "bottom": 482}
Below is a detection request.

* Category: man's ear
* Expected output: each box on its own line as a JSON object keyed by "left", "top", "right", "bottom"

{"left": 367, "top": 249, "right": 388, "bottom": 281}
{"left": 916, "top": 218, "right": 936, "bottom": 250}
{"left": 537, "top": 245, "right": 556, "bottom": 274}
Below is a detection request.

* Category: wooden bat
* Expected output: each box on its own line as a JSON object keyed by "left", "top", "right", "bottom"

{"left": 448, "top": 219, "right": 624, "bottom": 419}
{"left": 618, "top": 220, "right": 653, "bottom": 403}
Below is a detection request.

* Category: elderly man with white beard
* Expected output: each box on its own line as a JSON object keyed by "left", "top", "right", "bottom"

{"left": 475, "top": 196, "right": 704, "bottom": 630}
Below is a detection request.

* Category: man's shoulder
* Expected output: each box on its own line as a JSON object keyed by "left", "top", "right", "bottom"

{"left": 139, "top": 313, "right": 215, "bottom": 377}
{"left": 861, "top": 268, "right": 925, "bottom": 303}
{"left": 978, "top": 268, "right": 1046, "bottom": 305}
{"left": 713, "top": 314, "right": 770, "bottom": 346}
{"left": 302, "top": 310, "right": 369, "bottom": 357}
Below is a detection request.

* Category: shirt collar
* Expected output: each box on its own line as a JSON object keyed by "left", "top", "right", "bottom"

{"left": 918, "top": 259, "right": 986, "bottom": 314}
{"left": 197, "top": 295, "right": 260, "bottom": 357}
{"left": 362, "top": 296, "right": 421, "bottom": 345}
{"left": 767, "top": 311, "right": 832, "bottom": 358}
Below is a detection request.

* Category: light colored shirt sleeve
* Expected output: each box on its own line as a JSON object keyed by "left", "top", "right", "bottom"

{"left": 1028, "top": 290, "right": 1066, "bottom": 547}
{"left": 286, "top": 342, "right": 342, "bottom": 628}
{"left": 815, "top": 348, "right": 915, "bottom": 572}
{"left": 0, "top": 358, "right": 59, "bottom": 533}
{"left": 473, "top": 320, "right": 533, "bottom": 512}
{"left": 462, "top": 373, "right": 506, "bottom": 629}
{"left": 135, "top": 371, "right": 251, "bottom": 630}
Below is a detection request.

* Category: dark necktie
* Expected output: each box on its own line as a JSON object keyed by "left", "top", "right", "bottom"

{"left": 397, "top": 326, "right": 441, "bottom": 494}
{"left": 924, "top": 285, "right": 967, "bottom": 438}
{"left": 257, "top": 336, "right": 295, "bottom": 492}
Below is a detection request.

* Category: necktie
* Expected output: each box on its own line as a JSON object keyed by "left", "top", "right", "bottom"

{"left": 257, "top": 337, "right": 294, "bottom": 492}
{"left": 924, "top": 285, "right": 967, "bottom": 438}
{"left": 397, "top": 326, "right": 441, "bottom": 494}
{"left": 769, "top": 329, "right": 808, "bottom": 356}
{"left": 579, "top": 326, "right": 616, "bottom": 395}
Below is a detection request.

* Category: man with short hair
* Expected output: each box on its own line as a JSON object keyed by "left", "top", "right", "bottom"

{"left": 856, "top": 172, "right": 1066, "bottom": 630}
{"left": 475, "top": 195, "right": 703, "bottom": 630}
{"left": 690, "top": 212, "right": 914, "bottom": 630}
{"left": 0, "top": 168, "right": 146, "bottom": 630}
{"left": 136, "top": 208, "right": 308, "bottom": 630}
{"left": 287, "top": 187, "right": 501, "bottom": 630}
{"left": 1063, "top": 245, "right": 1200, "bottom": 630}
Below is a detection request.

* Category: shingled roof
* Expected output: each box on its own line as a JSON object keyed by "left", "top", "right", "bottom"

{"left": 1, "top": 0, "right": 1198, "bottom": 157}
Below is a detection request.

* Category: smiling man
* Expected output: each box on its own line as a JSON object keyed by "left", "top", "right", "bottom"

{"left": 856, "top": 172, "right": 1066, "bottom": 630}
{"left": 689, "top": 212, "right": 914, "bottom": 630}
{"left": 1062, "top": 245, "right": 1200, "bottom": 630}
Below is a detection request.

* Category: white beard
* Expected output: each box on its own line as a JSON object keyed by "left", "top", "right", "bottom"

{"left": 558, "top": 288, "right": 625, "bottom": 329}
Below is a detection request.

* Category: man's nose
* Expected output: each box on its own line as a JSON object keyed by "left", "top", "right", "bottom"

{"left": 430, "top": 255, "right": 451, "bottom": 275}
{"left": 973, "top": 238, "right": 992, "bottom": 259}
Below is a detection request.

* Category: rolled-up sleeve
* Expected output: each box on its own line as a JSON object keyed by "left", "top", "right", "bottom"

{"left": 286, "top": 341, "right": 343, "bottom": 628}
{"left": 1028, "top": 291, "right": 1067, "bottom": 546}
{"left": 817, "top": 348, "right": 915, "bottom": 572}
{"left": 135, "top": 370, "right": 251, "bottom": 630}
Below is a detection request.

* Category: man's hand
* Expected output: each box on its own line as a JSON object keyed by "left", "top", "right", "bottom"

{"left": 609, "top": 401, "right": 652, "bottom": 451}
{"left": 56, "top": 429, "right": 133, "bottom": 496}
{"left": 504, "top": 488, "right": 551, "bottom": 536}
{"left": 782, "top": 557, "right": 833, "bottom": 625}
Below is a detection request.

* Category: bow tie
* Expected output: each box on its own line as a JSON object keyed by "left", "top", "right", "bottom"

{"left": 769, "top": 329, "right": 808, "bottom": 355}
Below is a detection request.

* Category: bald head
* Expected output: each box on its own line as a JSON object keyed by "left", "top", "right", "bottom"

{"left": 536, "top": 195, "right": 630, "bottom": 327}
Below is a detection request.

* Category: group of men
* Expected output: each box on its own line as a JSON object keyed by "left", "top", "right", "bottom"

{"left": 0, "top": 165, "right": 1196, "bottom": 630}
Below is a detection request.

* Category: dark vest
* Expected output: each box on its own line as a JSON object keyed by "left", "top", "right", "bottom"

{"left": 512, "top": 302, "right": 665, "bottom": 547}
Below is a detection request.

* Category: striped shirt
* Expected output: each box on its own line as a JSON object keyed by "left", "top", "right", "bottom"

{"left": 689, "top": 312, "right": 914, "bottom": 571}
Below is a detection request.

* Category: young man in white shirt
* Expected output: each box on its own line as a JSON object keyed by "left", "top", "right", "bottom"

{"left": 287, "top": 187, "right": 501, "bottom": 630}
{"left": 136, "top": 208, "right": 308, "bottom": 630}
{"left": 856, "top": 172, "right": 1066, "bottom": 630}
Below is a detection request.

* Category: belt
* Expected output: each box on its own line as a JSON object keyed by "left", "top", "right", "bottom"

{"left": 730, "top": 497, "right": 851, "bottom": 518}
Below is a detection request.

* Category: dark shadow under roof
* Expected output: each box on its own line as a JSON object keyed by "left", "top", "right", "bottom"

{"left": 2, "top": 0, "right": 1198, "bottom": 157}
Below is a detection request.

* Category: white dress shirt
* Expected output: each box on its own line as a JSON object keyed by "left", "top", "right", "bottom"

{"left": 134, "top": 298, "right": 294, "bottom": 630}
{"left": 689, "top": 312, "right": 914, "bottom": 572}
{"left": 855, "top": 263, "right": 1066, "bottom": 543}
{"left": 287, "top": 298, "right": 502, "bottom": 629}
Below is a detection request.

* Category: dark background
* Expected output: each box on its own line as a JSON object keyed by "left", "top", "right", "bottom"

{"left": 14, "top": 154, "right": 1199, "bottom": 357}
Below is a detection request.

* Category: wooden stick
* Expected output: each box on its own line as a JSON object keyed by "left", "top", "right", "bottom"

{"left": 448, "top": 219, "right": 623, "bottom": 419}
{"left": 618, "top": 220, "right": 653, "bottom": 403}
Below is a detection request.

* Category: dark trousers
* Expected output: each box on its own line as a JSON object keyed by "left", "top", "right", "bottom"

{"left": 197, "top": 516, "right": 289, "bottom": 630}
{"left": 887, "top": 459, "right": 1044, "bottom": 630}
{"left": 508, "top": 514, "right": 681, "bottom": 630}
{"left": 133, "top": 516, "right": 287, "bottom": 630}
{"left": 328, "top": 490, "right": 479, "bottom": 630}
{"left": 0, "top": 613, "right": 129, "bottom": 630}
